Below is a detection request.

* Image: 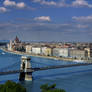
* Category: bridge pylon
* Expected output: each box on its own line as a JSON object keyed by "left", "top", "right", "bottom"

{"left": 19, "top": 56, "right": 33, "bottom": 81}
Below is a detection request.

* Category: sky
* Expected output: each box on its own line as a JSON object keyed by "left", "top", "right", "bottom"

{"left": 0, "top": 0, "right": 92, "bottom": 42}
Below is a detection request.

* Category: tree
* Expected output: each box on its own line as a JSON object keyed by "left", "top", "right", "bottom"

{"left": 0, "top": 80, "right": 26, "bottom": 92}
{"left": 40, "top": 83, "right": 66, "bottom": 92}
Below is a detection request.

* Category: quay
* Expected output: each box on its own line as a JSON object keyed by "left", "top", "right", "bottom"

{"left": 1, "top": 48, "right": 91, "bottom": 62}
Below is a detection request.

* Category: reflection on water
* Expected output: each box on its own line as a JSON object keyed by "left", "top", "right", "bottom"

{"left": 0, "top": 50, "right": 92, "bottom": 92}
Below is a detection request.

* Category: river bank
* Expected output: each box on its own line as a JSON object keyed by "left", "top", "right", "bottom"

{"left": 1, "top": 48, "right": 90, "bottom": 62}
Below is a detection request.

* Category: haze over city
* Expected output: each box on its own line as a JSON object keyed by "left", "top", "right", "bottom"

{"left": 0, "top": 0, "right": 92, "bottom": 42}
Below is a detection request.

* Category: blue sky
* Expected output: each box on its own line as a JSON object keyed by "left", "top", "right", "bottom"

{"left": 0, "top": 0, "right": 92, "bottom": 42}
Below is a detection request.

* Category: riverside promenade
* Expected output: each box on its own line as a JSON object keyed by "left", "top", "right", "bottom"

{"left": 1, "top": 48, "right": 91, "bottom": 62}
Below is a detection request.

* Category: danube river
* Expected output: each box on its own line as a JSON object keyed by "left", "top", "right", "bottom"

{"left": 0, "top": 50, "right": 92, "bottom": 92}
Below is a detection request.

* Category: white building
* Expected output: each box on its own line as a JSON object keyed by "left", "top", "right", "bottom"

{"left": 26, "top": 45, "right": 32, "bottom": 53}
{"left": 7, "top": 40, "right": 13, "bottom": 51}
{"left": 59, "top": 48, "right": 69, "bottom": 57}
{"left": 53, "top": 48, "right": 69, "bottom": 57}
{"left": 32, "top": 47, "right": 41, "bottom": 55}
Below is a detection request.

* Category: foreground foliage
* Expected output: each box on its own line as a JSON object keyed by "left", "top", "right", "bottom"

{"left": 40, "top": 83, "right": 66, "bottom": 92}
{"left": 0, "top": 80, "right": 26, "bottom": 92}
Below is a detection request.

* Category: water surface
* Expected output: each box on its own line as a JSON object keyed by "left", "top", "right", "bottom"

{"left": 0, "top": 50, "right": 92, "bottom": 92}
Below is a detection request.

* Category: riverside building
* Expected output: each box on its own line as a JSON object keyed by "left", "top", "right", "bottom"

{"left": 84, "top": 48, "right": 90, "bottom": 58}
{"left": 69, "top": 48, "right": 86, "bottom": 59}
{"left": 26, "top": 45, "right": 32, "bottom": 53}
{"left": 7, "top": 36, "right": 25, "bottom": 52}
{"left": 7, "top": 40, "right": 13, "bottom": 51}
{"left": 31, "top": 47, "right": 41, "bottom": 55}
{"left": 52, "top": 48, "right": 69, "bottom": 57}
{"left": 41, "top": 47, "right": 52, "bottom": 56}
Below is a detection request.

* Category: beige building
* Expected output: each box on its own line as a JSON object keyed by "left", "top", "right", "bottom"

{"left": 85, "top": 48, "right": 90, "bottom": 58}
{"left": 26, "top": 45, "right": 32, "bottom": 53}
{"left": 70, "top": 49, "right": 86, "bottom": 59}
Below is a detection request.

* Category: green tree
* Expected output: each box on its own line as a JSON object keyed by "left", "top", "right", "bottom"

{"left": 0, "top": 80, "right": 26, "bottom": 92}
{"left": 40, "top": 84, "right": 66, "bottom": 92}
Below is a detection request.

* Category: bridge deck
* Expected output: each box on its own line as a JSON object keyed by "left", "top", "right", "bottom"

{"left": 0, "top": 70, "right": 20, "bottom": 75}
{"left": 34, "top": 63, "right": 92, "bottom": 71}
{"left": 0, "top": 63, "right": 92, "bottom": 75}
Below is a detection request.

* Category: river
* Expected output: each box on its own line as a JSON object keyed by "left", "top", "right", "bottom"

{"left": 0, "top": 50, "right": 92, "bottom": 92}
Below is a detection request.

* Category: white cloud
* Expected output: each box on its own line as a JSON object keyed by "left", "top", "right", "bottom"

{"left": 72, "top": 16, "right": 92, "bottom": 22}
{"left": 16, "top": 2, "right": 26, "bottom": 8}
{"left": 41, "top": 1, "right": 56, "bottom": 6}
{"left": 32, "top": 0, "right": 92, "bottom": 8}
{"left": 72, "top": 0, "right": 88, "bottom": 6}
{"left": 34, "top": 16, "right": 51, "bottom": 21}
{"left": 72, "top": 0, "right": 92, "bottom": 8}
{"left": 3, "top": 0, "right": 26, "bottom": 9}
{"left": 32, "top": 0, "right": 42, "bottom": 3}
{"left": 0, "top": 7, "right": 7, "bottom": 13}
{"left": 57, "top": 0, "right": 68, "bottom": 7}
{"left": 33, "top": 0, "right": 56, "bottom": 6}
{"left": 32, "top": 0, "right": 68, "bottom": 7}
{"left": 3, "top": 0, "right": 16, "bottom": 6}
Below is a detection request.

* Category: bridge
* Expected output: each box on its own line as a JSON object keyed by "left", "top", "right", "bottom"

{"left": 0, "top": 56, "right": 92, "bottom": 81}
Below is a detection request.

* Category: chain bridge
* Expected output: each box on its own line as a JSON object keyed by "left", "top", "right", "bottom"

{"left": 0, "top": 56, "right": 92, "bottom": 81}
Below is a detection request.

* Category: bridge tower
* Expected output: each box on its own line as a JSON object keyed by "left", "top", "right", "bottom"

{"left": 19, "top": 56, "right": 33, "bottom": 81}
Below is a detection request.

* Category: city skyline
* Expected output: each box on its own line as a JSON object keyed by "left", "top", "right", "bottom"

{"left": 0, "top": 0, "right": 92, "bottom": 42}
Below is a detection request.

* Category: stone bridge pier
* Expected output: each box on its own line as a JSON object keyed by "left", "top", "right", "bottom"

{"left": 19, "top": 56, "right": 33, "bottom": 81}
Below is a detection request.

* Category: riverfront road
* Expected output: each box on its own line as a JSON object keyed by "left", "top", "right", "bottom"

{"left": 0, "top": 63, "right": 92, "bottom": 75}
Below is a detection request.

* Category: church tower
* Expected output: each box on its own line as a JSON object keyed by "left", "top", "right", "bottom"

{"left": 14, "top": 36, "right": 20, "bottom": 44}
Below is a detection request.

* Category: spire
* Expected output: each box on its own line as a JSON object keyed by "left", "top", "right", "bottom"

{"left": 14, "top": 36, "right": 20, "bottom": 43}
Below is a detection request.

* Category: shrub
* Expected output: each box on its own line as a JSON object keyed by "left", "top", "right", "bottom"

{"left": 0, "top": 80, "right": 26, "bottom": 92}
{"left": 40, "top": 83, "right": 66, "bottom": 92}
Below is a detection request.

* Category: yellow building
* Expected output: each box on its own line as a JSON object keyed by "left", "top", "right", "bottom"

{"left": 85, "top": 48, "right": 90, "bottom": 58}
{"left": 41, "top": 47, "right": 52, "bottom": 56}
{"left": 45, "top": 48, "right": 52, "bottom": 56}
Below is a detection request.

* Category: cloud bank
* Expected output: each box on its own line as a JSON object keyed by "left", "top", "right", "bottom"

{"left": 34, "top": 16, "right": 51, "bottom": 22}
{"left": 32, "top": 0, "right": 92, "bottom": 8}
{"left": 3, "top": 0, "right": 26, "bottom": 8}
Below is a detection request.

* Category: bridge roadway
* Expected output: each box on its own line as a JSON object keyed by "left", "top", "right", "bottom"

{"left": 1, "top": 63, "right": 92, "bottom": 75}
